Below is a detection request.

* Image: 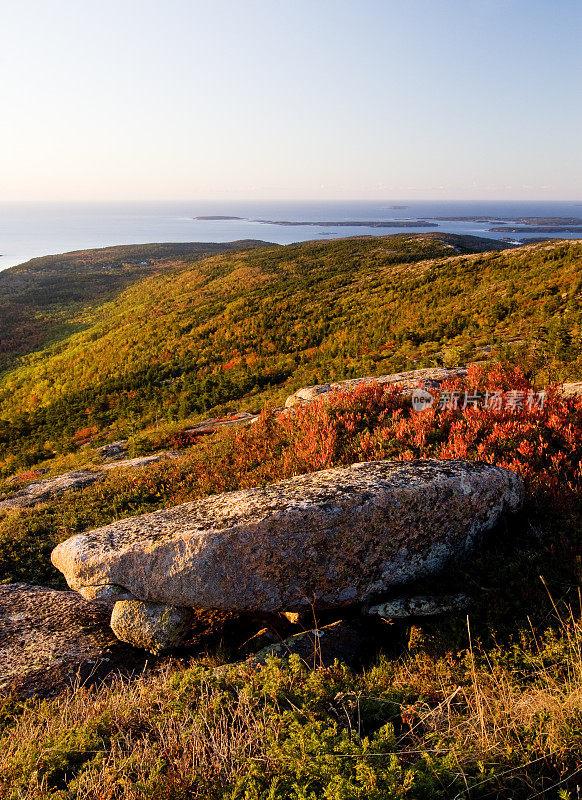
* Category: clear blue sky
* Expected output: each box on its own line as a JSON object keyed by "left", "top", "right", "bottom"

{"left": 1, "top": 0, "right": 580, "bottom": 202}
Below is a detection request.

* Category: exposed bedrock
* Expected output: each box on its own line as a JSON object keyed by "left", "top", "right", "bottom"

{"left": 0, "top": 583, "right": 150, "bottom": 698}
{"left": 51, "top": 459, "right": 524, "bottom": 613}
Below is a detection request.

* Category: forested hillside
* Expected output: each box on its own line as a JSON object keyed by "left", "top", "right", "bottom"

{"left": 0, "top": 240, "right": 269, "bottom": 371}
{"left": 0, "top": 233, "right": 580, "bottom": 473}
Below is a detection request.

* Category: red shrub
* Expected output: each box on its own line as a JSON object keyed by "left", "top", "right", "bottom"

{"left": 133, "top": 365, "right": 582, "bottom": 513}
{"left": 216, "top": 365, "right": 582, "bottom": 508}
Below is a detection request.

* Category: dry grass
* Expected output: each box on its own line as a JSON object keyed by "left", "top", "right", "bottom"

{"left": 3, "top": 604, "right": 582, "bottom": 798}
{"left": 395, "top": 603, "right": 582, "bottom": 796}
{"left": 0, "top": 665, "right": 280, "bottom": 799}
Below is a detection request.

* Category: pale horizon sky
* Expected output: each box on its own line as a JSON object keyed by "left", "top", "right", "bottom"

{"left": 1, "top": 0, "right": 581, "bottom": 203}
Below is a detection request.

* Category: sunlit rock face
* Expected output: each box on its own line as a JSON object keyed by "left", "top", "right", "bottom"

{"left": 52, "top": 459, "right": 523, "bottom": 613}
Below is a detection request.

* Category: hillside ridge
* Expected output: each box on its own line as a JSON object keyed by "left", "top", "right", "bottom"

{"left": 0, "top": 234, "right": 580, "bottom": 476}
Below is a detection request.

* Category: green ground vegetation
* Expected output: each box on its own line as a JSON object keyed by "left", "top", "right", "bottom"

{"left": 0, "top": 240, "right": 269, "bottom": 372}
{"left": 0, "top": 234, "right": 580, "bottom": 474}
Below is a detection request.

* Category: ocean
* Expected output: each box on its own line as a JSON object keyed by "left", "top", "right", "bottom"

{"left": 1, "top": 200, "right": 581, "bottom": 272}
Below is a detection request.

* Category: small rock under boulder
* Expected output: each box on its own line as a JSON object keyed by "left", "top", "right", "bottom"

{"left": 110, "top": 600, "right": 194, "bottom": 654}
{"left": 52, "top": 459, "right": 523, "bottom": 613}
{"left": 365, "top": 592, "right": 469, "bottom": 619}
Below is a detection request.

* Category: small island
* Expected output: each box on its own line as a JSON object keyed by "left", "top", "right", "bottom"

{"left": 193, "top": 215, "right": 245, "bottom": 221}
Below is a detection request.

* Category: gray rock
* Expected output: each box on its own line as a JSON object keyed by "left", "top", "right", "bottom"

{"left": 0, "top": 583, "right": 149, "bottom": 699}
{"left": 98, "top": 440, "right": 128, "bottom": 461}
{"left": 110, "top": 600, "right": 194, "bottom": 653}
{"left": 52, "top": 459, "right": 523, "bottom": 612}
{"left": 284, "top": 367, "right": 468, "bottom": 408}
{"left": 101, "top": 451, "right": 179, "bottom": 472}
{"left": 365, "top": 592, "right": 469, "bottom": 619}
{"left": 0, "top": 470, "right": 104, "bottom": 511}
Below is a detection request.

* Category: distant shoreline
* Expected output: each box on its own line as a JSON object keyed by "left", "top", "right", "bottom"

{"left": 254, "top": 220, "right": 439, "bottom": 228}
{"left": 435, "top": 216, "right": 582, "bottom": 225}
{"left": 489, "top": 226, "right": 582, "bottom": 233}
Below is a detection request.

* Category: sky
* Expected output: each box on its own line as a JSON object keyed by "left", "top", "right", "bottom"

{"left": 1, "top": 0, "right": 581, "bottom": 202}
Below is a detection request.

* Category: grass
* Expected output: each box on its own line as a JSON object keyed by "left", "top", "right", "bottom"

{"left": 2, "top": 604, "right": 582, "bottom": 798}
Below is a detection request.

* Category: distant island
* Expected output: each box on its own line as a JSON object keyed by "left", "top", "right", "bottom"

{"left": 489, "top": 226, "right": 582, "bottom": 234}
{"left": 189, "top": 215, "right": 582, "bottom": 236}
{"left": 433, "top": 216, "right": 582, "bottom": 226}
{"left": 254, "top": 220, "right": 438, "bottom": 228}
{"left": 193, "top": 215, "right": 245, "bottom": 221}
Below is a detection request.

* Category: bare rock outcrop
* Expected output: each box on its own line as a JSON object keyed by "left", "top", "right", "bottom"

{"left": 0, "top": 583, "right": 150, "bottom": 698}
{"left": 52, "top": 459, "right": 523, "bottom": 613}
{"left": 98, "top": 440, "right": 128, "bottom": 461}
{"left": 561, "top": 381, "right": 582, "bottom": 399}
{"left": 284, "top": 367, "right": 468, "bottom": 408}
{"left": 101, "top": 451, "right": 179, "bottom": 472}
{"left": 0, "top": 452, "right": 179, "bottom": 512}
{"left": 0, "top": 470, "right": 104, "bottom": 511}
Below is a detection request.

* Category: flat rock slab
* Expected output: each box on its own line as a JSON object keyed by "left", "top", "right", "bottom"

{"left": 0, "top": 454, "right": 180, "bottom": 512}
{"left": 101, "top": 452, "right": 179, "bottom": 472}
{"left": 284, "top": 367, "right": 468, "bottom": 408}
{"left": 52, "top": 459, "right": 523, "bottom": 613}
{"left": 0, "top": 470, "right": 104, "bottom": 511}
{"left": 0, "top": 583, "right": 150, "bottom": 699}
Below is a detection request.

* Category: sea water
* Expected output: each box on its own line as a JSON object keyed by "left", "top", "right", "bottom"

{"left": 1, "top": 200, "right": 581, "bottom": 272}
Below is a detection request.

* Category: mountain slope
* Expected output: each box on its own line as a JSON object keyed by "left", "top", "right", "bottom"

{"left": 0, "top": 233, "right": 580, "bottom": 470}
{"left": 0, "top": 240, "right": 271, "bottom": 371}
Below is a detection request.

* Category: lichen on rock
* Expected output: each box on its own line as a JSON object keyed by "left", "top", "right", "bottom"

{"left": 52, "top": 459, "right": 524, "bottom": 614}
{"left": 110, "top": 600, "right": 193, "bottom": 654}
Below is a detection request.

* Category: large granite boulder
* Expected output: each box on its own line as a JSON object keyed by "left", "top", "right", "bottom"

{"left": 0, "top": 583, "right": 150, "bottom": 698}
{"left": 52, "top": 459, "right": 523, "bottom": 613}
